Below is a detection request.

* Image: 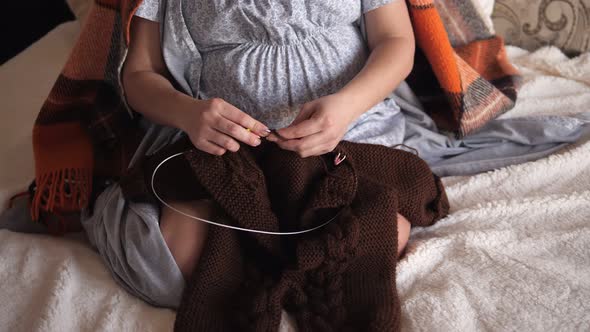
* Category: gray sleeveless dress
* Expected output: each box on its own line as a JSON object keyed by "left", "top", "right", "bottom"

{"left": 81, "top": 0, "right": 402, "bottom": 309}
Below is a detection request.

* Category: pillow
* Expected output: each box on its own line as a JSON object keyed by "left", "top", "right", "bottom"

{"left": 66, "top": 0, "right": 93, "bottom": 23}
{"left": 492, "top": 0, "right": 590, "bottom": 56}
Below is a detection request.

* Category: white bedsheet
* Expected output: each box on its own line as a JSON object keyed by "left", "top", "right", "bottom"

{"left": 1, "top": 23, "right": 589, "bottom": 332}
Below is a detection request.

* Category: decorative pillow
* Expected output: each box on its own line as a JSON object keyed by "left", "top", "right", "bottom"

{"left": 492, "top": 0, "right": 590, "bottom": 56}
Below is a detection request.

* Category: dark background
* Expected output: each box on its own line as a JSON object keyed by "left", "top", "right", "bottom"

{"left": 1, "top": 1, "right": 75, "bottom": 65}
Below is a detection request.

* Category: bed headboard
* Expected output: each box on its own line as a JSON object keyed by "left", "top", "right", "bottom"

{"left": 492, "top": 0, "right": 589, "bottom": 56}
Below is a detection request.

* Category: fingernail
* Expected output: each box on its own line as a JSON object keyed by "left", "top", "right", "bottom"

{"left": 254, "top": 138, "right": 262, "bottom": 146}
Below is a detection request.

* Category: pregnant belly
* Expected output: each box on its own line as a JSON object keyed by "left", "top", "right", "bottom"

{"left": 198, "top": 25, "right": 368, "bottom": 129}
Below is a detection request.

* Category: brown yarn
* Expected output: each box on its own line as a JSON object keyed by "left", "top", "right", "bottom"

{"left": 120, "top": 138, "right": 449, "bottom": 331}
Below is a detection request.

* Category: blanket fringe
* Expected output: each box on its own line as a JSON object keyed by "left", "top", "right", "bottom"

{"left": 31, "top": 168, "right": 92, "bottom": 221}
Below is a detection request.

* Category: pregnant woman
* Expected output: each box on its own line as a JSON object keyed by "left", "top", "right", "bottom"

{"left": 81, "top": 0, "right": 416, "bottom": 310}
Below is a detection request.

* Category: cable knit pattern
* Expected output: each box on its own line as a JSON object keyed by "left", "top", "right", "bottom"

{"left": 120, "top": 138, "right": 449, "bottom": 331}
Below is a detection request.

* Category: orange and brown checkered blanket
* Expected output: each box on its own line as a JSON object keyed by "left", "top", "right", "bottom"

{"left": 406, "top": 0, "right": 520, "bottom": 137}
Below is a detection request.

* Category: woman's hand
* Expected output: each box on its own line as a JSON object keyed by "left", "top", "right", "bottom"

{"left": 180, "top": 97, "right": 271, "bottom": 156}
{"left": 266, "top": 1, "right": 414, "bottom": 159}
{"left": 268, "top": 93, "right": 363, "bottom": 158}
{"left": 122, "top": 17, "right": 269, "bottom": 156}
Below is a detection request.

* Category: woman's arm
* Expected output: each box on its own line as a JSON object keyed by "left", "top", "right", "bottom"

{"left": 339, "top": 0, "right": 415, "bottom": 117}
{"left": 123, "top": 17, "right": 269, "bottom": 155}
{"left": 122, "top": 17, "right": 189, "bottom": 129}
{"left": 272, "top": 1, "right": 414, "bottom": 157}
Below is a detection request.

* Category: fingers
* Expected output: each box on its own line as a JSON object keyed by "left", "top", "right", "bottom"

{"left": 190, "top": 128, "right": 241, "bottom": 156}
{"left": 276, "top": 132, "right": 336, "bottom": 158}
{"left": 289, "top": 104, "right": 312, "bottom": 126}
{"left": 186, "top": 98, "right": 273, "bottom": 155}
{"left": 193, "top": 139, "right": 227, "bottom": 156}
{"left": 276, "top": 105, "right": 321, "bottom": 140}
{"left": 277, "top": 118, "right": 323, "bottom": 140}
{"left": 217, "top": 101, "right": 270, "bottom": 137}
{"left": 208, "top": 130, "right": 242, "bottom": 152}
{"left": 266, "top": 131, "right": 284, "bottom": 143}
{"left": 214, "top": 116, "right": 262, "bottom": 147}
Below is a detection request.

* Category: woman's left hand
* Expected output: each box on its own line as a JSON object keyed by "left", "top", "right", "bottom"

{"left": 268, "top": 93, "right": 362, "bottom": 158}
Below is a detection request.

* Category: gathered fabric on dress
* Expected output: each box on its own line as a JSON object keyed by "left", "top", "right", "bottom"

{"left": 132, "top": 0, "right": 405, "bottom": 157}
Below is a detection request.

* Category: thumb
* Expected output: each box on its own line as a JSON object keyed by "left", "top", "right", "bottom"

{"left": 289, "top": 103, "right": 314, "bottom": 127}
{"left": 277, "top": 103, "right": 320, "bottom": 139}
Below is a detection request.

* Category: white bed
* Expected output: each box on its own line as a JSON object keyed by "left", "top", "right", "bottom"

{"left": 1, "top": 19, "right": 589, "bottom": 332}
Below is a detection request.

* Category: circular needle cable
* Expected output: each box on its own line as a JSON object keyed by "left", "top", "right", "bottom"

{"left": 151, "top": 152, "right": 341, "bottom": 235}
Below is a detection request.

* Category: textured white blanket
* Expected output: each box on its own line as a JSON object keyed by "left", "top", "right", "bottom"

{"left": 400, "top": 136, "right": 590, "bottom": 331}
{"left": 1, "top": 27, "right": 589, "bottom": 332}
{"left": 398, "top": 46, "right": 590, "bottom": 331}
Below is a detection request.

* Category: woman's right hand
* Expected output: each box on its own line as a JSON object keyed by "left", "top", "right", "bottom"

{"left": 123, "top": 17, "right": 270, "bottom": 157}
{"left": 180, "top": 97, "right": 271, "bottom": 156}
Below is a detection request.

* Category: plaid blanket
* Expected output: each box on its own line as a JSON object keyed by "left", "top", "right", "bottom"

{"left": 30, "top": 0, "right": 519, "bottom": 222}
{"left": 407, "top": 0, "right": 520, "bottom": 137}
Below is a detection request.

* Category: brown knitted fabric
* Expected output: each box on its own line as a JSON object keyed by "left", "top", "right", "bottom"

{"left": 120, "top": 138, "right": 449, "bottom": 331}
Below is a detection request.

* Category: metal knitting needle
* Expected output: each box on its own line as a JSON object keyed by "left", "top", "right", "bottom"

{"left": 151, "top": 152, "right": 341, "bottom": 235}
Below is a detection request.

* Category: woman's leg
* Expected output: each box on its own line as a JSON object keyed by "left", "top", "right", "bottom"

{"left": 81, "top": 184, "right": 186, "bottom": 308}
{"left": 397, "top": 213, "right": 411, "bottom": 258}
{"left": 160, "top": 201, "right": 410, "bottom": 277}
{"left": 159, "top": 200, "right": 212, "bottom": 280}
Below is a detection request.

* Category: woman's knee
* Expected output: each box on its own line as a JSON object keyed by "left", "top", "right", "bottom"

{"left": 159, "top": 200, "right": 212, "bottom": 280}
{"left": 397, "top": 213, "right": 411, "bottom": 258}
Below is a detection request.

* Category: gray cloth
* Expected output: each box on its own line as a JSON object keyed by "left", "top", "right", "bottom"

{"left": 0, "top": 188, "right": 185, "bottom": 309}
{"left": 0, "top": 196, "right": 48, "bottom": 234}
{"left": 391, "top": 81, "right": 590, "bottom": 177}
{"left": 80, "top": 184, "right": 185, "bottom": 309}
{"left": 136, "top": 0, "right": 401, "bottom": 130}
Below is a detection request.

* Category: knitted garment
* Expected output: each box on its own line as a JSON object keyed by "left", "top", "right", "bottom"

{"left": 120, "top": 138, "right": 450, "bottom": 331}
